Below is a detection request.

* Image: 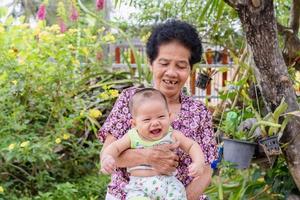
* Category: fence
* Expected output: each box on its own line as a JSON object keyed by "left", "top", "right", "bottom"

{"left": 109, "top": 40, "right": 236, "bottom": 105}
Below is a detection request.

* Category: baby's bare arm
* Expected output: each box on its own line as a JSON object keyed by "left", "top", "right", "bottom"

{"left": 172, "top": 130, "right": 205, "bottom": 176}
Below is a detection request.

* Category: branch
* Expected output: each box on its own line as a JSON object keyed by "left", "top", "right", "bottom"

{"left": 289, "top": 0, "right": 300, "bottom": 34}
{"left": 277, "top": 21, "right": 294, "bottom": 36}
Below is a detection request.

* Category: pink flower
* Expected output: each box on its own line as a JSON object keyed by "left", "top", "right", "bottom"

{"left": 37, "top": 4, "right": 46, "bottom": 20}
{"left": 96, "top": 0, "right": 104, "bottom": 10}
{"left": 59, "top": 19, "right": 67, "bottom": 33}
{"left": 70, "top": 6, "right": 79, "bottom": 21}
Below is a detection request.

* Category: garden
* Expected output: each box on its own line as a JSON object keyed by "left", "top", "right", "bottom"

{"left": 0, "top": 0, "right": 300, "bottom": 199}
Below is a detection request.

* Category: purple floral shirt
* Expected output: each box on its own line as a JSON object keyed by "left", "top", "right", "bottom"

{"left": 98, "top": 87, "right": 217, "bottom": 200}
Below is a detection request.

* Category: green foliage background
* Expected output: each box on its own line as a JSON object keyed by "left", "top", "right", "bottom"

{"left": 0, "top": 13, "right": 133, "bottom": 199}
{"left": 0, "top": 0, "right": 299, "bottom": 199}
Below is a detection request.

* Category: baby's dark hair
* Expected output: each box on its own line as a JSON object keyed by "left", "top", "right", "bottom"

{"left": 146, "top": 19, "right": 203, "bottom": 68}
{"left": 129, "top": 88, "right": 168, "bottom": 116}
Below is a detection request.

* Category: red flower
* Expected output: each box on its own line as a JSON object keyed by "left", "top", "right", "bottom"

{"left": 37, "top": 4, "right": 46, "bottom": 20}
{"left": 59, "top": 19, "right": 67, "bottom": 33}
{"left": 96, "top": 0, "right": 104, "bottom": 10}
{"left": 70, "top": 6, "right": 79, "bottom": 21}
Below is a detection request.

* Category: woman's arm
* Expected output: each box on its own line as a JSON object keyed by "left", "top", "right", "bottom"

{"left": 186, "top": 165, "right": 213, "bottom": 200}
{"left": 100, "top": 133, "right": 179, "bottom": 174}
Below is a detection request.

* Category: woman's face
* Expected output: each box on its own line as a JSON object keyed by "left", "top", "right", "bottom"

{"left": 150, "top": 41, "right": 191, "bottom": 100}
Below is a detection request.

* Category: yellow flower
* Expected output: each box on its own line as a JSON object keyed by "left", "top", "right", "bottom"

{"left": 80, "top": 110, "right": 85, "bottom": 117}
{"left": 68, "top": 44, "right": 75, "bottom": 50}
{"left": 20, "top": 141, "right": 30, "bottom": 148}
{"left": 89, "top": 109, "right": 102, "bottom": 119}
{"left": 11, "top": 80, "right": 18, "bottom": 85}
{"left": 39, "top": 31, "right": 50, "bottom": 42}
{"left": 72, "top": 59, "right": 80, "bottom": 66}
{"left": 102, "top": 85, "right": 109, "bottom": 90}
{"left": 8, "top": 143, "right": 16, "bottom": 150}
{"left": 34, "top": 27, "right": 41, "bottom": 36}
{"left": 99, "top": 92, "right": 109, "bottom": 100}
{"left": 98, "top": 27, "right": 105, "bottom": 33}
{"left": 257, "top": 177, "right": 264, "bottom": 183}
{"left": 0, "top": 186, "right": 4, "bottom": 193}
{"left": 68, "top": 28, "right": 78, "bottom": 34}
{"left": 141, "top": 32, "right": 150, "bottom": 43}
{"left": 8, "top": 49, "right": 15, "bottom": 55}
{"left": 49, "top": 24, "right": 60, "bottom": 33}
{"left": 55, "top": 138, "right": 61, "bottom": 144}
{"left": 103, "top": 34, "right": 116, "bottom": 43}
{"left": 81, "top": 47, "right": 89, "bottom": 56}
{"left": 63, "top": 133, "right": 70, "bottom": 140}
{"left": 109, "top": 89, "right": 119, "bottom": 98}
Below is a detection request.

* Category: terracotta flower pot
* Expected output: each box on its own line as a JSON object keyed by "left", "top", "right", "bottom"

{"left": 205, "top": 48, "right": 214, "bottom": 64}
{"left": 221, "top": 48, "right": 229, "bottom": 64}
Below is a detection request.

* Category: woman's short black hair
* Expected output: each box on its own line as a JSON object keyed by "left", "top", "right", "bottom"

{"left": 146, "top": 19, "right": 203, "bottom": 68}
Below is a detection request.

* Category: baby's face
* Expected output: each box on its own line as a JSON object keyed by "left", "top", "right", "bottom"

{"left": 132, "top": 99, "right": 170, "bottom": 141}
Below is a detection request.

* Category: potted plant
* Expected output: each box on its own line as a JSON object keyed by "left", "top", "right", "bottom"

{"left": 244, "top": 98, "right": 290, "bottom": 167}
{"left": 196, "top": 69, "right": 215, "bottom": 89}
{"left": 196, "top": 67, "right": 228, "bottom": 89}
{"left": 219, "top": 108, "right": 258, "bottom": 169}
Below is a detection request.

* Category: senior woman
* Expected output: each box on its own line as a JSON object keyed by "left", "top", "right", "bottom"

{"left": 98, "top": 19, "right": 217, "bottom": 200}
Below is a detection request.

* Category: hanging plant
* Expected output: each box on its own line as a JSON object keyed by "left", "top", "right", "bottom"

{"left": 196, "top": 68, "right": 217, "bottom": 89}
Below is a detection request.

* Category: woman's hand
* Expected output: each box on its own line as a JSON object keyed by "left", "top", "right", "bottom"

{"left": 188, "top": 162, "right": 204, "bottom": 178}
{"left": 186, "top": 165, "right": 213, "bottom": 200}
{"left": 146, "top": 142, "right": 179, "bottom": 175}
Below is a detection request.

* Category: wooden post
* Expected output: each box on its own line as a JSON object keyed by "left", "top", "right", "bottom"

{"left": 130, "top": 49, "right": 135, "bottom": 64}
{"left": 130, "top": 49, "right": 136, "bottom": 75}
{"left": 221, "top": 48, "right": 229, "bottom": 87}
{"left": 206, "top": 68, "right": 212, "bottom": 101}
{"left": 190, "top": 70, "right": 196, "bottom": 95}
{"left": 115, "top": 47, "right": 121, "bottom": 63}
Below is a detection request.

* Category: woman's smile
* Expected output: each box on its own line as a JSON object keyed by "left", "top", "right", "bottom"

{"left": 150, "top": 41, "right": 191, "bottom": 100}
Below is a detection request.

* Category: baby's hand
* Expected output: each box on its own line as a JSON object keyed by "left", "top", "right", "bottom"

{"left": 188, "top": 162, "right": 204, "bottom": 178}
{"left": 100, "top": 155, "right": 116, "bottom": 175}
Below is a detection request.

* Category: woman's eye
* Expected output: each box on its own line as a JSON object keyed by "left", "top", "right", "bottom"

{"left": 160, "top": 63, "right": 168, "bottom": 66}
{"left": 143, "top": 119, "right": 150, "bottom": 122}
{"left": 177, "top": 65, "right": 188, "bottom": 69}
{"left": 158, "top": 115, "right": 165, "bottom": 118}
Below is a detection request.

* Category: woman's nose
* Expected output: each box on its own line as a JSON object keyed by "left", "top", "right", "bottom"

{"left": 165, "top": 65, "right": 177, "bottom": 77}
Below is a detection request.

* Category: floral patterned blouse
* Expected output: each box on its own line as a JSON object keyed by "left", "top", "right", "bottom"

{"left": 98, "top": 87, "right": 217, "bottom": 200}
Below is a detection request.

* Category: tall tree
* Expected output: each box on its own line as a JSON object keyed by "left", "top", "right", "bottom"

{"left": 224, "top": 0, "right": 300, "bottom": 189}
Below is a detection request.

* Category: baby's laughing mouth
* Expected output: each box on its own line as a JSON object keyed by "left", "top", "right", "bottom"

{"left": 150, "top": 128, "right": 162, "bottom": 136}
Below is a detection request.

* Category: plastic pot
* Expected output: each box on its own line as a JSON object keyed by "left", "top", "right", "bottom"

{"left": 223, "top": 138, "right": 257, "bottom": 169}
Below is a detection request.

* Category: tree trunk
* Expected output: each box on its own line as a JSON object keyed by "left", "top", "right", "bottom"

{"left": 225, "top": 0, "right": 300, "bottom": 189}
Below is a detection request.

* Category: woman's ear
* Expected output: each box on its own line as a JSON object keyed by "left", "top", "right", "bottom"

{"left": 148, "top": 59, "right": 153, "bottom": 72}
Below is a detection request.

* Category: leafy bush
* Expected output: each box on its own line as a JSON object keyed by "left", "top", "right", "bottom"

{"left": 0, "top": 18, "right": 130, "bottom": 199}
